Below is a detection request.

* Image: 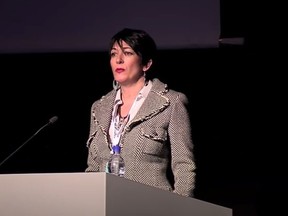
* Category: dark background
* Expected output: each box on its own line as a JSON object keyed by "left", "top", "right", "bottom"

{"left": 0, "top": 1, "right": 285, "bottom": 216}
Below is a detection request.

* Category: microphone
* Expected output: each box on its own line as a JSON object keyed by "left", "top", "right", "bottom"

{"left": 0, "top": 116, "right": 58, "bottom": 168}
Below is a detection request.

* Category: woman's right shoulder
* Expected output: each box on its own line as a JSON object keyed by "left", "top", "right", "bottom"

{"left": 91, "top": 90, "right": 115, "bottom": 108}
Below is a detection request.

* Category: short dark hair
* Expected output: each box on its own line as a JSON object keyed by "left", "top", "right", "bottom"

{"left": 109, "top": 28, "right": 157, "bottom": 66}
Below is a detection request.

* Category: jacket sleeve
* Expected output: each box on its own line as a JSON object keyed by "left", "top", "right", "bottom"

{"left": 169, "top": 92, "right": 196, "bottom": 197}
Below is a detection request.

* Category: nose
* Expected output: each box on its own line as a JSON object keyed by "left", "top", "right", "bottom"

{"left": 116, "top": 53, "right": 124, "bottom": 64}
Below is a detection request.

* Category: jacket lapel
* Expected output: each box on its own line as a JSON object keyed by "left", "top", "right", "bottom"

{"left": 95, "top": 91, "right": 116, "bottom": 132}
{"left": 127, "top": 78, "right": 170, "bottom": 128}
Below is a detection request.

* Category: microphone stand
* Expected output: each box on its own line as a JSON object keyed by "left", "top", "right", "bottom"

{"left": 0, "top": 116, "right": 58, "bottom": 168}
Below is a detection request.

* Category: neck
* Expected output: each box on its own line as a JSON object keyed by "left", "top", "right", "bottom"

{"left": 120, "top": 77, "right": 146, "bottom": 101}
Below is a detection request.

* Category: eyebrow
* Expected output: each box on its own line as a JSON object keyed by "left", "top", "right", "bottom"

{"left": 111, "top": 46, "right": 132, "bottom": 50}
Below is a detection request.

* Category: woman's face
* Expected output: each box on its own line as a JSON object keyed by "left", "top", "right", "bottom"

{"left": 110, "top": 40, "right": 147, "bottom": 86}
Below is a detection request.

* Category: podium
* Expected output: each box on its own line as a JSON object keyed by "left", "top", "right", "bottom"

{"left": 0, "top": 172, "right": 232, "bottom": 216}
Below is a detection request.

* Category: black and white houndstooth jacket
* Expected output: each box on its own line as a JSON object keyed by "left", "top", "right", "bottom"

{"left": 85, "top": 78, "right": 196, "bottom": 197}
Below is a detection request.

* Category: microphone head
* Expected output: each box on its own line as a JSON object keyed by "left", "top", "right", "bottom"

{"left": 49, "top": 116, "right": 58, "bottom": 124}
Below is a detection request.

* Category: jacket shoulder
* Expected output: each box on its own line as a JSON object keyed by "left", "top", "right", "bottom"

{"left": 151, "top": 78, "right": 189, "bottom": 103}
{"left": 91, "top": 90, "right": 115, "bottom": 110}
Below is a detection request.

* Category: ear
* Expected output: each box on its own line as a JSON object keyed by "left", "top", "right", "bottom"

{"left": 143, "top": 59, "right": 153, "bottom": 72}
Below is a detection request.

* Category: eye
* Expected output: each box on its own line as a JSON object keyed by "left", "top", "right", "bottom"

{"left": 110, "top": 52, "right": 116, "bottom": 57}
{"left": 124, "top": 51, "right": 133, "bottom": 56}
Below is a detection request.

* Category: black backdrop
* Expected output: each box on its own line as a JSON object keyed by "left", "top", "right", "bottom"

{"left": 0, "top": 46, "right": 271, "bottom": 216}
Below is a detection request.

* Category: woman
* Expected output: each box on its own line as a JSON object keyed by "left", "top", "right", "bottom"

{"left": 85, "top": 28, "right": 196, "bottom": 197}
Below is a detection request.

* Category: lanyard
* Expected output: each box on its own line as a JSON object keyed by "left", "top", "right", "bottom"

{"left": 109, "top": 80, "right": 152, "bottom": 148}
{"left": 111, "top": 112, "right": 130, "bottom": 146}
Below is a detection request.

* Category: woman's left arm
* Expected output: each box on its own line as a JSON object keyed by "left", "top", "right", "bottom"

{"left": 169, "top": 93, "right": 196, "bottom": 197}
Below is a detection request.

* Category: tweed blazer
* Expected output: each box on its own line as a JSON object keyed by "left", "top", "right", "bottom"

{"left": 85, "top": 78, "right": 196, "bottom": 197}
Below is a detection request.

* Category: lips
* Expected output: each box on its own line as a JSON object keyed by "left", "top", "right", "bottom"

{"left": 115, "top": 68, "right": 125, "bottom": 73}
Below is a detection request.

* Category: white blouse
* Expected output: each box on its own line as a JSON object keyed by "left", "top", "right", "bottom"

{"left": 109, "top": 80, "right": 152, "bottom": 149}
